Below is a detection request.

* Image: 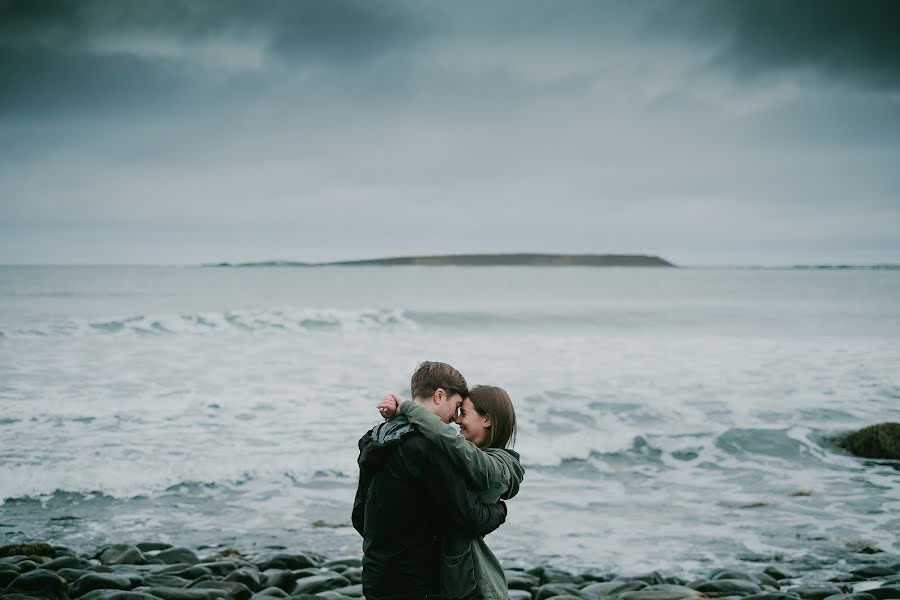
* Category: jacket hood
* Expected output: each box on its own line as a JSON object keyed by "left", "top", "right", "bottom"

{"left": 358, "top": 416, "right": 416, "bottom": 471}
{"left": 489, "top": 448, "right": 524, "bottom": 500}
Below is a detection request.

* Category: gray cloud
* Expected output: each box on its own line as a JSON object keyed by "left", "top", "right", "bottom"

{"left": 687, "top": 0, "right": 900, "bottom": 90}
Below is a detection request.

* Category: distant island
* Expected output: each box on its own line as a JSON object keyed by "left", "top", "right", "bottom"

{"left": 207, "top": 254, "right": 676, "bottom": 268}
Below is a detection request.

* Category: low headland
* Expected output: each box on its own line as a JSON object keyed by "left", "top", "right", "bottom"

{"left": 2, "top": 540, "right": 900, "bottom": 600}
{"left": 206, "top": 253, "right": 676, "bottom": 268}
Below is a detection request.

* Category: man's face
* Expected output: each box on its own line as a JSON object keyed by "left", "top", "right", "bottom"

{"left": 434, "top": 390, "right": 464, "bottom": 424}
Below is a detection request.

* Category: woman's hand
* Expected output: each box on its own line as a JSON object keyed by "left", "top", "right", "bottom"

{"left": 377, "top": 393, "right": 402, "bottom": 419}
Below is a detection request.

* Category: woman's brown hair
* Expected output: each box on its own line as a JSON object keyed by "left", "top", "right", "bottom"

{"left": 468, "top": 385, "right": 517, "bottom": 449}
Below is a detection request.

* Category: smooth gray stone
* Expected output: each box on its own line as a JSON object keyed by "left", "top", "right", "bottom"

{"left": 885, "top": 577, "right": 900, "bottom": 586}
{"left": 764, "top": 568, "right": 798, "bottom": 582}
{"left": 136, "top": 543, "right": 174, "bottom": 553}
{"left": 323, "top": 559, "right": 361, "bottom": 570}
{"left": 509, "top": 590, "right": 532, "bottom": 600}
{"left": 9, "top": 560, "right": 39, "bottom": 573}
{"left": 786, "top": 588, "right": 846, "bottom": 600}
{"left": 133, "top": 586, "right": 228, "bottom": 600}
{"left": 695, "top": 580, "right": 763, "bottom": 595}
{"left": 190, "top": 580, "right": 253, "bottom": 600}
{"left": 142, "top": 574, "right": 193, "bottom": 588}
{"left": 506, "top": 570, "right": 541, "bottom": 590}
{"left": 314, "top": 593, "right": 356, "bottom": 600}
{"left": 157, "top": 565, "right": 214, "bottom": 580}
{"left": 328, "top": 584, "right": 363, "bottom": 598}
{"left": 539, "top": 596, "right": 582, "bottom": 600}
{"left": 628, "top": 573, "right": 669, "bottom": 586}
{"left": 57, "top": 568, "right": 93, "bottom": 583}
{"left": 252, "top": 587, "right": 289, "bottom": 599}
{"left": 0, "top": 562, "right": 21, "bottom": 572}
{"left": 5, "top": 569, "right": 69, "bottom": 594}
{"left": 741, "top": 593, "right": 801, "bottom": 600}
{"left": 263, "top": 570, "right": 298, "bottom": 593}
{"left": 41, "top": 556, "right": 92, "bottom": 571}
{"left": 0, "top": 569, "right": 20, "bottom": 588}
{"left": 867, "top": 587, "right": 900, "bottom": 600}
{"left": 225, "top": 567, "right": 263, "bottom": 591}
{"left": 99, "top": 546, "right": 146, "bottom": 566}
{"left": 292, "top": 575, "right": 352, "bottom": 595}
{"left": 579, "top": 569, "right": 615, "bottom": 583}
{"left": 257, "top": 554, "right": 318, "bottom": 571}
{"left": 618, "top": 590, "right": 704, "bottom": 600}
{"left": 754, "top": 574, "right": 781, "bottom": 589}
{"left": 582, "top": 580, "right": 648, "bottom": 596}
{"left": 534, "top": 583, "right": 590, "bottom": 600}
{"left": 712, "top": 571, "right": 756, "bottom": 582}
{"left": 646, "top": 585, "right": 703, "bottom": 594}
{"left": 822, "top": 594, "right": 876, "bottom": 600}
{"left": 338, "top": 568, "right": 361, "bottom": 585}
{"left": 155, "top": 548, "right": 200, "bottom": 566}
{"left": 853, "top": 567, "right": 897, "bottom": 579}
{"left": 532, "top": 567, "right": 585, "bottom": 585}
{"left": 79, "top": 592, "right": 160, "bottom": 600}
{"left": 71, "top": 573, "right": 138, "bottom": 597}
{"left": 195, "top": 561, "right": 242, "bottom": 577}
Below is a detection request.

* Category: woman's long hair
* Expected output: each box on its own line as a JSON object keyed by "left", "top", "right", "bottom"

{"left": 468, "top": 385, "right": 517, "bottom": 449}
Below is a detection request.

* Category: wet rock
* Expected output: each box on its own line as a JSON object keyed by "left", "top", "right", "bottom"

{"left": 256, "top": 554, "right": 318, "bottom": 571}
{"left": 527, "top": 566, "right": 584, "bottom": 585}
{"left": 629, "top": 573, "right": 670, "bottom": 586}
{"left": 582, "top": 580, "right": 649, "bottom": 596}
{"left": 190, "top": 580, "right": 253, "bottom": 600}
{"left": 786, "top": 587, "right": 846, "bottom": 600}
{"left": 712, "top": 572, "right": 757, "bottom": 583}
{"left": 4, "top": 569, "right": 68, "bottom": 600}
{"left": 329, "top": 584, "right": 364, "bottom": 597}
{"left": 509, "top": 590, "right": 533, "bottom": 600}
{"left": 0, "top": 544, "right": 55, "bottom": 559}
{"left": 155, "top": 548, "right": 200, "bottom": 565}
{"left": 136, "top": 543, "right": 173, "bottom": 553}
{"left": 694, "top": 579, "right": 763, "bottom": 596}
{"left": 618, "top": 590, "right": 706, "bottom": 600}
{"left": 0, "top": 564, "right": 21, "bottom": 587}
{"left": 41, "top": 556, "right": 91, "bottom": 571}
{"left": 78, "top": 592, "right": 160, "bottom": 600}
{"left": 195, "top": 561, "right": 241, "bottom": 577}
{"left": 506, "top": 570, "right": 541, "bottom": 590}
{"left": 99, "top": 546, "right": 145, "bottom": 566}
{"left": 291, "top": 574, "right": 351, "bottom": 595}
{"left": 763, "top": 569, "right": 798, "bottom": 582}
{"left": 157, "top": 565, "right": 214, "bottom": 580}
{"left": 224, "top": 567, "right": 262, "bottom": 591}
{"left": 846, "top": 541, "right": 883, "bottom": 555}
{"left": 852, "top": 567, "right": 897, "bottom": 579}
{"left": 533, "top": 583, "right": 589, "bottom": 600}
{"left": 339, "top": 567, "right": 362, "bottom": 585}
{"left": 56, "top": 568, "right": 92, "bottom": 583}
{"left": 250, "top": 587, "right": 289, "bottom": 599}
{"left": 261, "top": 569, "right": 297, "bottom": 593}
{"left": 866, "top": 587, "right": 900, "bottom": 600}
{"left": 7, "top": 560, "right": 39, "bottom": 573}
{"left": 833, "top": 423, "right": 900, "bottom": 460}
{"left": 741, "top": 593, "right": 802, "bottom": 600}
{"left": 579, "top": 569, "right": 615, "bottom": 583}
{"left": 822, "top": 594, "right": 876, "bottom": 600}
{"left": 133, "top": 587, "right": 228, "bottom": 600}
{"left": 141, "top": 574, "right": 193, "bottom": 588}
{"left": 70, "top": 573, "right": 138, "bottom": 597}
{"left": 645, "top": 585, "right": 707, "bottom": 596}
{"left": 323, "top": 558, "right": 361, "bottom": 570}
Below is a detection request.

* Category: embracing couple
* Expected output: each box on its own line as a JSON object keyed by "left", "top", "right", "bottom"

{"left": 352, "top": 361, "right": 524, "bottom": 600}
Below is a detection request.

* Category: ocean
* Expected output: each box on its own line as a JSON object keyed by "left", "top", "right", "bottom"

{"left": 1, "top": 265, "right": 898, "bottom": 580}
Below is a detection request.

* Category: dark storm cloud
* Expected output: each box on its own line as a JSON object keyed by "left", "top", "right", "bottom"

{"left": 0, "top": 0, "right": 424, "bottom": 116}
{"left": 687, "top": 0, "right": 900, "bottom": 90}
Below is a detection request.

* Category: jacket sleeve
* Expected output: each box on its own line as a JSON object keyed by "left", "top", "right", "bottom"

{"left": 400, "top": 401, "right": 510, "bottom": 492}
{"left": 351, "top": 431, "right": 372, "bottom": 537}
{"left": 414, "top": 440, "right": 507, "bottom": 537}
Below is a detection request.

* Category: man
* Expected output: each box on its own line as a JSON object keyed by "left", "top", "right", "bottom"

{"left": 353, "top": 361, "right": 507, "bottom": 600}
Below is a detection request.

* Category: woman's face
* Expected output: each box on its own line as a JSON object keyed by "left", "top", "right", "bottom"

{"left": 457, "top": 397, "right": 491, "bottom": 447}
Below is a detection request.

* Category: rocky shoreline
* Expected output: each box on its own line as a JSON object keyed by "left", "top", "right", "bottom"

{"left": 2, "top": 542, "right": 899, "bottom": 600}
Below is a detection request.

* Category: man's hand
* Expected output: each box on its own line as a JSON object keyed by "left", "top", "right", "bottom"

{"left": 377, "top": 393, "right": 402, "bottom": 419}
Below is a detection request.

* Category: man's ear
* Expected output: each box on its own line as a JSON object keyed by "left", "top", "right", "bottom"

{"left": 433, "top": 388, "right": 445, "bottom": 404}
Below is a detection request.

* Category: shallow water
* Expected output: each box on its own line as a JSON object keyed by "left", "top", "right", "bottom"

{"left": 1, "top": 266, "right": 898, "bottom": 578}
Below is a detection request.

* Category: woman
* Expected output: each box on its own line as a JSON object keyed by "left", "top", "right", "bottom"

{"left": 378, "top": 385, "right": 524, "bottom": 600}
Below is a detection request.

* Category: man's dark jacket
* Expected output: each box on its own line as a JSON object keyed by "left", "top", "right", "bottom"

{"left": 352, "top": 416, "right": 507, "bottom": 600}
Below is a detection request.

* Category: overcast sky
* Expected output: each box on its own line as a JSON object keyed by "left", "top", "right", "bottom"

{"left": 1, "top": 0, "right": 898, "bottom": 265}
